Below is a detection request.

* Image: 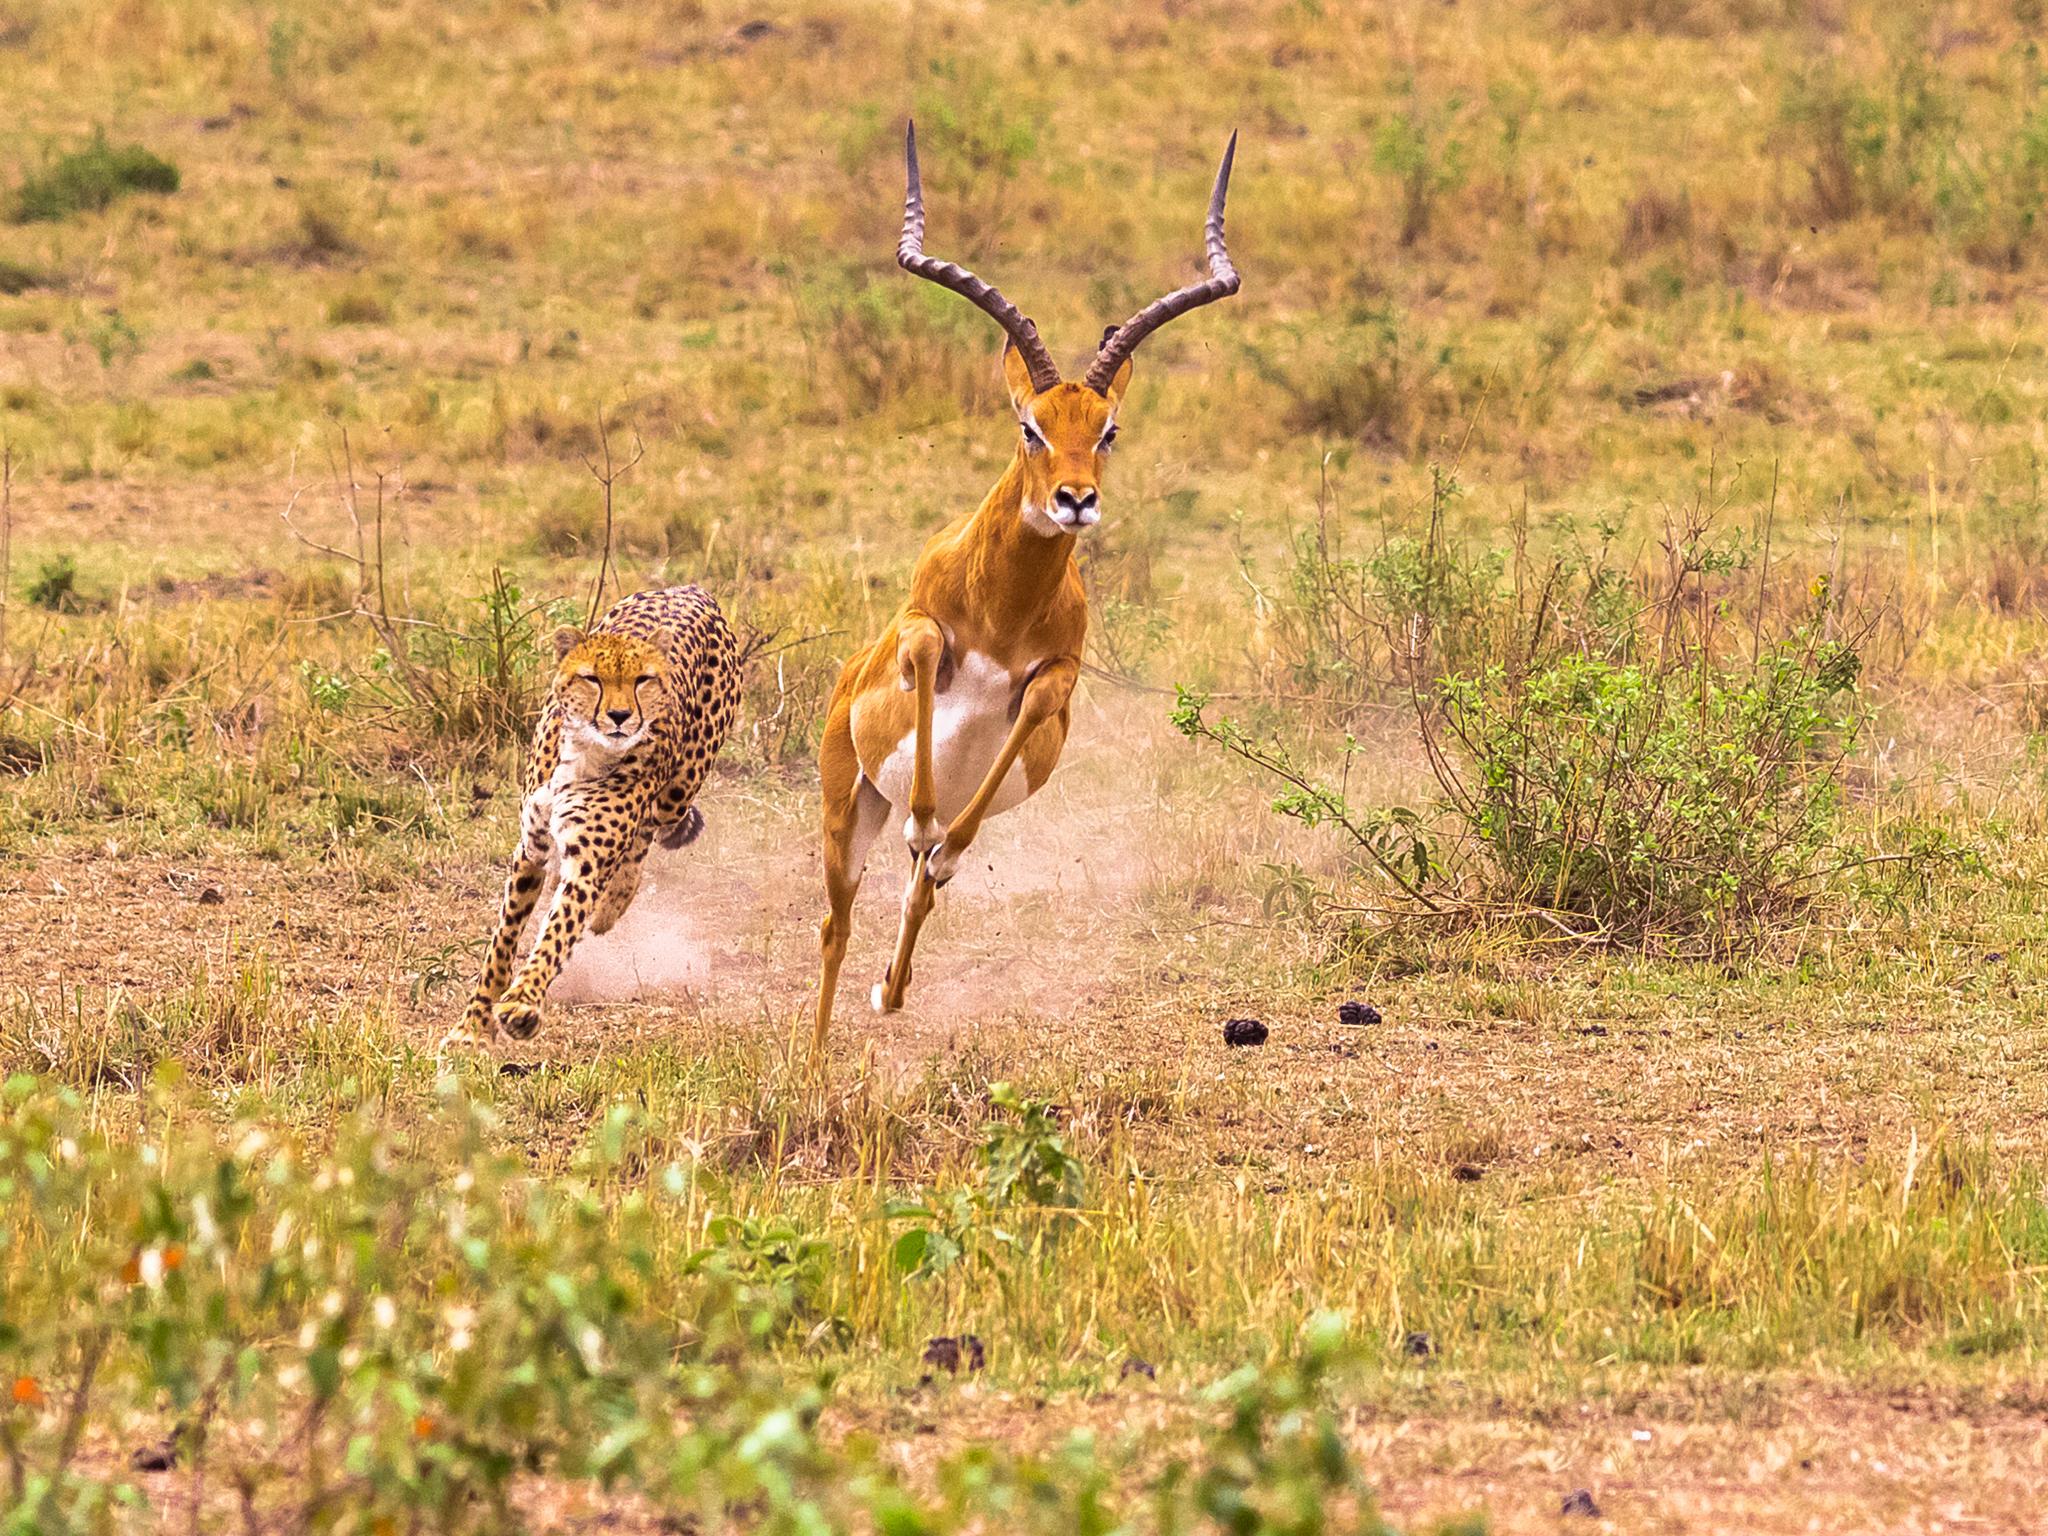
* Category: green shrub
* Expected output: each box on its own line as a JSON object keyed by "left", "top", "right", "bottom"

{"left": 25, "top": 555, "right": 80, "bottom": 611}
{"left": 1430, "top": 628, "right": 1863, "bottom": 943}
{"left": 14, "top": 134, "right": 179, "bottom": 223}
{"left": 0, "top": 260, "right": 43, "bottom": 295}
{"left": 0, "top": 1077, "right": 1405, "bottom": 1534}
{"left": 1182, "top": 477, "right": 1965, "bottom": 951}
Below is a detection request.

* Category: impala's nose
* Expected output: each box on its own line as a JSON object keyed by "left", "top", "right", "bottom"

{"left": 1052, "top": 484, "right": 1100, "bottom": 528}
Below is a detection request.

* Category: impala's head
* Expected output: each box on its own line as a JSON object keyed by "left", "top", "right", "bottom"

{"left": 550, "top": 627, "right": 670, "bottom": 756}
{"left": 896, "top": 119, "right": 1240, "bottom": 539}
{"left": 1004, "top": 342, "right": 1130, "bottom": 536}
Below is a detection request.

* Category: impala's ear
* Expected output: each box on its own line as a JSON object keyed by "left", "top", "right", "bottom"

{"left": 1096, "top": 324, "right": 1134, "bottom": 407}
{"left": 1001, "top": 340, "right": 1039, "bottom": 413}
{"left": 553, "top": 625, "right": 585, "bottom": 661}
{"left": 1102, "top": 356, "right": 1133, "bottom": 408}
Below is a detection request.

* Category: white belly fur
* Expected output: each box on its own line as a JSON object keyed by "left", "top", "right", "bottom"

{"left": 859, "top": 650, "right": 1035, "bottom": 824}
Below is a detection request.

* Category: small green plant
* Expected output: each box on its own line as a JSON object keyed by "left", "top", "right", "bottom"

{"left": 1372, "top": 85, "right": 1468, "bottom": 248}
{"left": 13, "top": 133, "right": 179, "bottom": 223}
{"left": 885, "top": 1084, "right": 1088, "bottom": 1281}
{"left": 25, "top": 555, "right": 79, "bottom": 611}
{"left": 0, "top": 260, "right": 42, "bottom": 295}
{"left": 79, "top": 308, "right": 139, "bottom": 368}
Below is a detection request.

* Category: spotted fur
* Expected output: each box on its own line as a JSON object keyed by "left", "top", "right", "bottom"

{"left": 445, "top": 586, "right": 740, "bottom": 1049}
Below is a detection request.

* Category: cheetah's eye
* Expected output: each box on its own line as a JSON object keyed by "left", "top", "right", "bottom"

{"left": 577, "top": 672, "right": 599, "bottom": 685}
{"left": 634, "top": 675, "right": 655, "bottom": 687}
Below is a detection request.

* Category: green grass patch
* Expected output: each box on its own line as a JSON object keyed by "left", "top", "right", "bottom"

{"left": 13, "top": 133, "right": 179, "bottom": 223}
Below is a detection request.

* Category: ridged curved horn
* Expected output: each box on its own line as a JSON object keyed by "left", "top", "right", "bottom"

{"left": 1083, "top": 132, "right": 1241, "bottom": 396}
{"left": 897, "top": 120, "right": 1062, "bottom": 395}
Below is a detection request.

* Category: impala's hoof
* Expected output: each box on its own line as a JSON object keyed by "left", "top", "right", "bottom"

{"left": 871, "top": 979, "right": 901, "bottom": 1015}
{"left": 493, "top": 1001, "right": 543, "bottom": 1041}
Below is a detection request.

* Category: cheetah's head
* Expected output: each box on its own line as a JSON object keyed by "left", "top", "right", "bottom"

{"left": 551, "top": 627, "right": 671, "bottom": 760}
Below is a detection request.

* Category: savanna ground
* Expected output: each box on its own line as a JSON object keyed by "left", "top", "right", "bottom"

{"left": 5, "top": 0, "right": 2048, "bottom": 1530}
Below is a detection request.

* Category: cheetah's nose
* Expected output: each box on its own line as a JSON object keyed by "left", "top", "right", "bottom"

{"left": 606, "top": 708, "right": 632, "bottom": 728}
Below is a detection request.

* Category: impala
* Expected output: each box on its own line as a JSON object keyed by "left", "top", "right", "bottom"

{"left": 812, "top": 121, "right": 1242, "bottom": 1047}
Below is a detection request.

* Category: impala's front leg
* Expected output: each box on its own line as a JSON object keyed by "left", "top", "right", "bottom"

{"left": 930, "top": 656, "right": 1077, "bottom": 884}
{"left": 875, "top": 656, "right": 1077, "bottom": 1016}
{"left": 873, "top": 616, "right": 947, "bottom": 1015}
{"left": 897, "top": 615, "right": 947, "bottom": 856}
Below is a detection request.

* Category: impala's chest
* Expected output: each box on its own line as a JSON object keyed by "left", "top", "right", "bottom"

{"left": 859, "top": 649, "right": 1037, "bottom": 822}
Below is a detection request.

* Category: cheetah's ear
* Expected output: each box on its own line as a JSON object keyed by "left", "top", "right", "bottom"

{"left": 552, "top": 626, "right": 586, "bottom": 661}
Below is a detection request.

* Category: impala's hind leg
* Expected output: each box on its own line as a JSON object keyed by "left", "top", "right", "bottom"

{"left": 873, "top": 852, "right": 939, "bottom": 1015}
{"left": 814, "top": 713, "right": 888, "bottom": 1053}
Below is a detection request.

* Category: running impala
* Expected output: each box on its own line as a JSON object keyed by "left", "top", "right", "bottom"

{"left": 812, "top": 121, "right": 1243, "bottom": 1047}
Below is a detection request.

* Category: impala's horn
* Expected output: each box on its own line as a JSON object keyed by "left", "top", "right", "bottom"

{"left": 1083, "top": 132, "right": 1241, "bottom": 396}
{"left": 896, "top": 119, "right": 1062, "bottom": 395}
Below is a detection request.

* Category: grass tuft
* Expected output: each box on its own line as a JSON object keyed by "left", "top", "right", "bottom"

{"left": 14, "top": 133, "right": 178, "bottom": 223}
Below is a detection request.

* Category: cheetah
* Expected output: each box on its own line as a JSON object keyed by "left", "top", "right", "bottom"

{"left": 443, "top": 585, "right": 741, "bottom": 1050}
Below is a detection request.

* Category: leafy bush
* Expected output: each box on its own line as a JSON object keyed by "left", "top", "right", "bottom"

{"left": 25, "top": 555, "right": 80, "bottom": 612}
{"left": 0, "top": 1077, "right": 1411, "bottom": 1534}
{"left": 886, "top": 1083, "right": 1088, "bottom": 1281}
{"left": 14, "top": 135, "right": 179, "bottom": 223}
{"left": 1428, "top": 625, "right": 1863, "bottom": 944}
{"left": 1183, "top": 477, "right": 1964, "bottom": 951}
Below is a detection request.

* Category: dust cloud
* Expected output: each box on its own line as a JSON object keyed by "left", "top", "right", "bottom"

{"left": 547, "top": 691, "right": 1191, "bottom": 1056}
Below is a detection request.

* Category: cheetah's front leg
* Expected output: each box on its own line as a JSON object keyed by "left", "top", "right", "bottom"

{"left": 491, "top": 799, "right": 632, "bottom": 1041}
{"left": 589, "top": 821, "right": 657, "bottom": 936}
{"left": 442, "top": 828, "right": 552, "bottom": 1054}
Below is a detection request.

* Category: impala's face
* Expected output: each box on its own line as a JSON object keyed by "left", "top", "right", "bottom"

{"left": 1004, "top": 344, "right": 1132, "bottom": 538}
{"left": 550, "top": 629, "right": 670, "bottom": 755}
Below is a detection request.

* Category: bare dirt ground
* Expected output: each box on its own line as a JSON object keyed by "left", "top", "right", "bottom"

{"left": 84, "top": 1383, "right": 2048, "bottom": 1534}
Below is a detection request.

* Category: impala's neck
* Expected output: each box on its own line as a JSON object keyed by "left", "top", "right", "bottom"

{"left": 951, "top": 452, "right": 1077, "bottom": 634}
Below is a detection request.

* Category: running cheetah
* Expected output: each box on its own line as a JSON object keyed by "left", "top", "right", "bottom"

{"left": 444, "top": 585, "right": 740, "bottom": 1050}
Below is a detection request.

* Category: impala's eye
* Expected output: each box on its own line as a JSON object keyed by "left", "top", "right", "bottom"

{"left": 1021, "top": 422, "right": 1045, "bottom": 452}
{"left": 1099, "top": 422, "right": 1119, "bottom": 451}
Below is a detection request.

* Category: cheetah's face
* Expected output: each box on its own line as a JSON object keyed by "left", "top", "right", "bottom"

{"left": 551, "top": 629, "right": 671, "bottom": 758}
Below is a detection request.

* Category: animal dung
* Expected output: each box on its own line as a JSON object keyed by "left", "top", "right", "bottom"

{"left": 1403, "top": 1330, "right": 1435, "bottom": 1359}
{"left": 1222, "top": 1017, "right": 1268, "bottom": 1047}
{"left": 1119, "top": 1356, "right": 1157, "bottom": 1381}
{"left": 1337, "top": 999, "right": 1381, "bottom": 1027}
{"left": 129, "top": 1434, "right": 179, "bottom": 1472}
{"left": 1560, "top": 1489, "right": 1602, "bottom": 1518}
